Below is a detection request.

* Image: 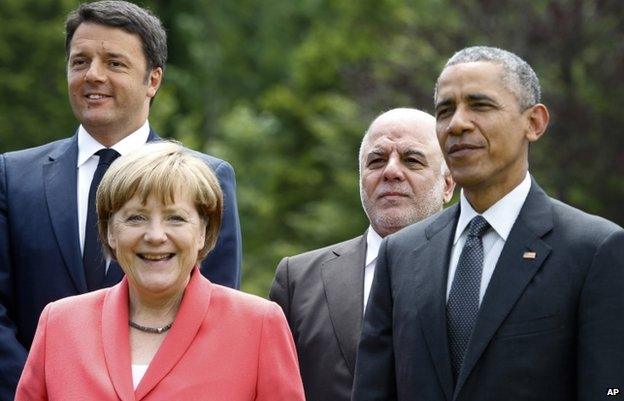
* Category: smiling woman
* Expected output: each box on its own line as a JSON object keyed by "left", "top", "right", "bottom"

{"left": 97, "top": 141, "right": 220, "bottom": 313}
{"left": 15, "top": 141, "right": 305, "bottom": 400}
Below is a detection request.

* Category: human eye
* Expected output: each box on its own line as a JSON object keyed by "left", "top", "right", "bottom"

{"left": 435, "top": 106, "right": 454, "bottom": 120}
{"left": 166, "top": 214, "right": 188, "bottom": 224}
{"left": 469, "top": 95, "right": 498, "bottom": 111}
{"left": 405, "top": 157, "right": 423, "bottom": 166}
{"left": 472, "top": 102, "right": 494, "bottom": 110}
{"left": 69, "top": 58, "right": 87, "bottom": 69}
{"left": 109, "top": 59, "right": 126, "bottom": 68}
{"left": 366, "top": 157, "right": 386, "bottom": 169}
{"left": 403, "top": 154, "right": 426, "bottom": 169}
{"left": 125, "top": 214, "right": 146, "bottom": 224}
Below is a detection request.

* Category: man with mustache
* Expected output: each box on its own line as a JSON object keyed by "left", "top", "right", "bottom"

{"left": 352, "top": 46, "right": 624, "bottom": 401}
{"left": 270, "top": 108, "right": 454, "bottom": 401}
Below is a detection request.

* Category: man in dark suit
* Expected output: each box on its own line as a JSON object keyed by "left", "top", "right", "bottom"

{"left": 352, "top": 46, "right": 624, "bottom": 401}
{"left": 0, "top": 2, "right": 241, "bottom": 398}
{"left": 270, "top": 108, "right": 454, "bottom": 401}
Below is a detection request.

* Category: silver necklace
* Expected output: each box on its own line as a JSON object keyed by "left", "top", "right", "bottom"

{"left": 128, "top": 320, "right": 173, "bottom": 334}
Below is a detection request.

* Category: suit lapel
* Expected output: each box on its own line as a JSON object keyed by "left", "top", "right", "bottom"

{"left": 414, "top": 206, "right": 459, "bottom": 401}
{"left": 42, "top": 129, "right": 158, "bottom": 294}
{"left": 321, "top": 235, "right": 366, "bottom": 374}
{"left": 102, "top": 279, "right": 135, "bottom": 401}
{"left": 135, "top": 267, "right": 212, "bottom": 400}
{"left": 454, "top": 181, "right": 554, "bottom": 398}
{"left": 43, "top": 136, "right": 86, "bottom": 292}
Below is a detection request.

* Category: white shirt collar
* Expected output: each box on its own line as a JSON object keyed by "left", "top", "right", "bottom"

{"left": 365, "top": 226, "right": 384, "bottom": 266}
{"left": 454, "top": 173, "right": 532, "bottom": 244}
{"left": 77, "top": 121, "right": 151, "bottom": 167}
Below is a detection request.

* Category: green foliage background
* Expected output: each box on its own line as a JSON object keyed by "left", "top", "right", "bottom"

{"left": 1, "top": 0, "right": 622, "bottom": 295}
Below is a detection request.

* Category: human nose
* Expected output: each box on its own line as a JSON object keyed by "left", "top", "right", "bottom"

{"left": 446, "top": 105, "right": 473, "bottom": 136}
{"left": 383, "top": 155, "right": 405, "bottom": 181}
{"left": 84, "top": 60, "right": 106, "bottom": 83}
{"left": 143, "top": 220, "right": 167, "bottom": 243}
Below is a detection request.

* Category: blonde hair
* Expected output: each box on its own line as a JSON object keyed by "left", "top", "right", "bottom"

{"left": 96, "top": 141, "right": 223, "bottom": 261}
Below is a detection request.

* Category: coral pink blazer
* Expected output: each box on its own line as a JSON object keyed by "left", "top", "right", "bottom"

{"left": 16, "top": 268, "right": 305, "bottom": 400}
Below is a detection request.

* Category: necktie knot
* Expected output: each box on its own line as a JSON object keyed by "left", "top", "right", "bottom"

{"left": 468, "top": 215, "right": 489, "bottom": 238}
{"left": 96, "top": 148, "right": 120, "bottom": 167}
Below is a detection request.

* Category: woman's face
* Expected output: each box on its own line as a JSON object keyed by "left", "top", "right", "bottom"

{"left": 107, "top": 190, "right": 205, "bottom": 300}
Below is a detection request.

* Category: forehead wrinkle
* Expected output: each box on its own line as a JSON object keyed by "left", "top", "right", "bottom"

{"left": 361, "top": 116, "right": 437, "bottom": 161}
{"left": 70, "top": 39, "right": 130, "bottom": 57}
{"left": 363, "top": 145, "right": 388, "bottom": 163}
{"left": 368, "top": 141, "right": 430, "bottom": 158}
{"left": 70, "top": 26, "right": 143, "bottom": 59}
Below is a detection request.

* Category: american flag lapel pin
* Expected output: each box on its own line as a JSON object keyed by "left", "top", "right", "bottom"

{"left": 523, "top": 251, "right": 536, "bottom": 260}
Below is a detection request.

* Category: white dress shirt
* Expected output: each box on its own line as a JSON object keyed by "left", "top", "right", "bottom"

{"left": 363, "top": 227, "right": 383, "bottom": 312}
{"left": 446, "top": 173, "right": 531, "bottom": 303}
{"left": 131, "top": 364, "right": 148, "bottom": 389}
{"left": 77, "top": 121, "right": 151, "bottom": 257}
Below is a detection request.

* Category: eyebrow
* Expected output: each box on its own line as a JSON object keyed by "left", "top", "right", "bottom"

{"left": 466, "top": 93, "right": 497, "bottom": 103}
{"left": 366, "top": 148, "right": 386, "bottom": 157}
{"left": 105, "top": 52, "right": 130, "bottom": 60}
{"left": 68, "top": 50, "right": 130, "bottom": 62}
{"left": 68, "top": 50, "right": 87, "bottom": 59}
{"left": 404, "top": 149, "right": 426, "bottom": 158}
{"left": 435, "top": 93, "right": 498, "bottom": 110}
{"left": 163, "top": 206, "right": 191, "bottom": 214}
{"left": 365, "top": 148, "right": 427, "bottom": 160}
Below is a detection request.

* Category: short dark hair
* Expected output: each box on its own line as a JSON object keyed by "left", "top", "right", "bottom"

{"left": 435, "top": 46, "right": 540, "bottom": 110}
{"left": 65, "top": 0, "right": 167, "bottom": 73}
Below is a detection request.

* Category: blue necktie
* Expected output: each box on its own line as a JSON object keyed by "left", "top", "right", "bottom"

{"left": 447, "top": 215, "right": 490, "bottom": 381}
{"left": 83, "top": 148, "right": 120, "bottom": 291}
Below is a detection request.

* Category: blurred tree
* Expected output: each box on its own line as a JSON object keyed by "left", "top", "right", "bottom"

{"left": 0, "top": 0, "right": 77, "bottom": 151}
{"left": 1, "top": 0, "right": 622, "bottom": 295}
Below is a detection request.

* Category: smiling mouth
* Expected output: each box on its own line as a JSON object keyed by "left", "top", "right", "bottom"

{"left": 138, "top": 253, "right": 174, "bottom": 261}
{"left": 84, "top": 94, "right": 111, "bottom": 100}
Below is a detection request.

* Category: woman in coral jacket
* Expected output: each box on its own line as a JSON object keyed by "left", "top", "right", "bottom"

{"left": 16, "top": 142, "right": 304, "bottom": 401}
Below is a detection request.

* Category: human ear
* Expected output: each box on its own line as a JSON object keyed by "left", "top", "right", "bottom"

{"left": 442, "top": 169, "right": 455, "bottom": 204}
{"left": 107, "top": 223, "right": 117, "bottom": 251}
{"left": 196, "top": 220, "right": 207, "bottom": 248}
{"left": 146, "top": 67, "right": 163, "bottom": 98}
{"left": 525, "top": 103, "right": 549, "bottom": 142}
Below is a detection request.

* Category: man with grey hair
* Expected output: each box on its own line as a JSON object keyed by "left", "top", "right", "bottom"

{"left": 0, "top": 2, "right": 241, "bottom": 397}
{"left": 270, "top": 108, "right": 454, "bottom": 401}
{"left": 353, "top": 46, "right": 624, "bottom": 401}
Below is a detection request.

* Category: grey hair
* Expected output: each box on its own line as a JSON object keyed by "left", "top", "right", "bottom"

{"left": 435, "top": 46, "right": 540, "bottom": 110}
{"left": 65, "top": 0, "right": 167, "bottom": 74}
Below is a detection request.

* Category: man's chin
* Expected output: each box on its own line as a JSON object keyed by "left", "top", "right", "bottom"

{"left": 373, "top": 213, "right": 413, "bottom": 233}
{"left": 80, "top": 114, "right": 113, "bottom": 125}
